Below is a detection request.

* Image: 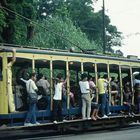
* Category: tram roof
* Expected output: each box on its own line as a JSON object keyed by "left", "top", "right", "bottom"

{"left": 0, "top": 44, "right": 140, "bottom": 63}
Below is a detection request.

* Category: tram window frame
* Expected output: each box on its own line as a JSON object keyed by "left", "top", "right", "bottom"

{"left": 0, "top": 57, "right": 2, "bottom": 81}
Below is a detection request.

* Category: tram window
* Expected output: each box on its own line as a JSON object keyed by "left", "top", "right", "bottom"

{"left": 0, "top": 57, "right": 2, "bottom": 81}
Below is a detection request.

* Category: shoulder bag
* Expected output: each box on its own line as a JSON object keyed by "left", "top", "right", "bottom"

{"left": 28, "top": 81, "right": 38, "bottom": 103}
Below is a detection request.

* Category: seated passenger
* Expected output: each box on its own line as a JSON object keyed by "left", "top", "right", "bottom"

{"left": 133, "top": 74, "right": 140, "bottom": 86}
{"left": 36, "top": 74, "right": 50, "bottom": 96}
{"left": 70, "top": 80, "right": 79, "bottom": 106}
{"left": 123, "top": 81, "right": 133, "bottom": 115}
{"left": 36, "top": 74, "right": 50, "bottom": 110}
{"left": 13, "top": 78, "right": 23, "bottom": 110}
{"left": 110, "top": 77, "right": 118, "bottom": 106}
{"left": 16, "top": 65, "right": 30, "bottom": 87}
{"left": 62, "top": 84, "right": 76, "bottom": 107}
{"left": 134, "top": 83, "right": 140, "bottom": 114}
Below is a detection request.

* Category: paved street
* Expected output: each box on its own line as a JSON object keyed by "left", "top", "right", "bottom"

{"left": 23, "top": 125, "right": 140, "bottom": 140}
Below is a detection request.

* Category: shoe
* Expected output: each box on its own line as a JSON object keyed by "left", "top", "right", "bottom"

{"left": 102, "top": 115, "right": 108, "bottom": 118}
{"left": 87, "top": 117, "right": 91, "bottom": 120}
{"left": 53, "top": 120, "right": 58, "bottom": 124}
{"left": 34, "top": 122, "right": 40, "bottom": 125}
{"left": 82, "top": 117, "right": 87, "bottom": 120}
{"left": 108, "top": 112, "right": 111, "bottom": 115}
{"left": 24, "top": 122, "right": 34, "bottom": 126}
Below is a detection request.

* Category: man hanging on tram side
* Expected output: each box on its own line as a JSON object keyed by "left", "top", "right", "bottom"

{"left": 7, "top": 48, "right": 17, "bottom": 113}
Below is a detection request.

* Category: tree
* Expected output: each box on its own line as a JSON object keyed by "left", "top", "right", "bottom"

{"left": 0, "top": 0, "right": 122, "bottom": 54}
{"left": 36, "top": 0, "right": 122, "bottom": 53}
{"left": 0, "top": 0, "right": 36, "bottom": 43}
{"left": 29, "top": 16, "right": 101, "bottom": 52}
{"left": 0, "top": 9, "right": 6, "bottom": 42}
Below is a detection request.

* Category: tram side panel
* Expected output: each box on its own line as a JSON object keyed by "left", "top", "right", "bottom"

{"left": 0, "top": 53, "right": 9, "bottom": 114}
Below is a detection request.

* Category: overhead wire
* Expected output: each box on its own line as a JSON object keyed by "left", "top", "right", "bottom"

{"left": 0, "top": 5, "right": 86, "bottom": 52}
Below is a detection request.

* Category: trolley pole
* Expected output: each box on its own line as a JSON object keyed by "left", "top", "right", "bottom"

{"left": 102, "top": 0, "right": 106, "bottom": 54}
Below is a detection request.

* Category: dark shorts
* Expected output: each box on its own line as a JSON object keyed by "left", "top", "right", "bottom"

{"left": 91, "top": 102, "right": 100, "bottom": 110}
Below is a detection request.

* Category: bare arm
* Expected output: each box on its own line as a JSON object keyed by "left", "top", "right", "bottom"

{"left": 105, "top": 77, "right": 111, "bottom": 84}
{"left": 11, "top": 48, "right": 16, "bottom": 65}
{"left": 63, "top": 76, "right": 69, "bottom": 84}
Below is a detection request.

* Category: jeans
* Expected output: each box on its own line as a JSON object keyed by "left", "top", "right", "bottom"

{"left": 25, "top": 102, "right": 37, "bottom": 124}
{"left": 99, "top": 93, "right": 110, "bottom": 116}
{"left": 81, "top": 93, "right": 91, "bottom": 119}
{"left": 53, "top": 100, "right": 63, "bottom": 121}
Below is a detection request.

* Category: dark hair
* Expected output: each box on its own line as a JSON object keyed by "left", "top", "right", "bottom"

{"left": 111, "top": 77, "right": 115, "bottom": 81}
{"left": 29, "top": 73, "right": 36, "bottom": 78}
{"left": 103, "top": 74, "right": 108, "bottom": 79}
{"left": 98, "top": 73, "right": 101, "bottom": 78}
{"left": 135, "top": 75, "right": 140, "bottom": 80}
{"left": 56, "top": 73, "right": 63, "bottom": 80}
{"left": 38, "top": 73, "right": 43, "bottom": 80}
{"left": 81, "top": 73, "right": 88, "bottom": 80}
{"left": 88, "top": 75, "right": 93, "bottom": 80}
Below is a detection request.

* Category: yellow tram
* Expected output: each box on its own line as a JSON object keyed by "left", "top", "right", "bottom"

{"left": 0, "top": 44, "right": 140, "bottom": 116}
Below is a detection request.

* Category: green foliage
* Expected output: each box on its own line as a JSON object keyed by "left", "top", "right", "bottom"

{"left": 0, "top": 9, "right": 6, "bottom": 41}
{"left": 0, "top": 0, "right": 122, "bottom": 55}
{"left": 28, "top": 16, "right": 100, "bottom": 52}
{"left": 36, "top": 0, "right": 122, "bottom": 53}
{"left": 0, "top": 0, "right": 36, "bottom": 43}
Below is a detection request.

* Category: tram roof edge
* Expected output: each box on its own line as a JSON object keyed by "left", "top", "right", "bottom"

{"left": 0, "top": 44, "right": 140, "bottom": 63}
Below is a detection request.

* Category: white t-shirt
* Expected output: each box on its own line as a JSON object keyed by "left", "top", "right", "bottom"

{"left": 53, "top": 82, "right": 63, "bottom": 100}
{"left": 79, "top": 81, "right": 90, "bottom": 94}
{"left": 134, "top": 79, "right": 140, "bottom": 85}
{"left": 26, "top": 79, "right": 38, "bottom": 93}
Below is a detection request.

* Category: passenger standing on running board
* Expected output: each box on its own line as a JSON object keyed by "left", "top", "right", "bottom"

{"left": 24, "top": 73, "right": 40, "bottom": 126}
{"left": 88, "top": 75, "right": 100, "bottom": 120}
{"left": 52, "top": 73, "right": 68, "bottom": 124}
{"left": 7, "top": 48, "right": 17, "bottom": 113}
{"left": 98, "top": 74, "right": 111, "bottom": 118}
{"left": 79, "top": 73, "right": 91, "bottom": 120}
